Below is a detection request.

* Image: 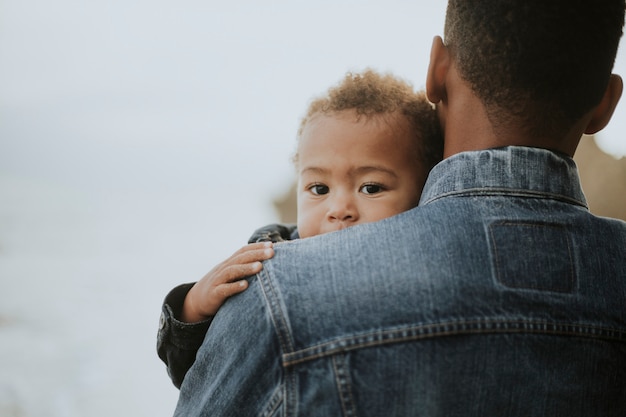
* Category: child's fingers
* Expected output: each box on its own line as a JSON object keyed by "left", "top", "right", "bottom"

{"left": 216, "top": 261, "right": 263, "bottom": 284}
{"left": 216, "top": 280, "right": 249, "bottom": 299}
{"left": 231, "top": 260, "right": 264, "bottom": 276}
{"left": 237, "top": 241, "right": 274, "bottom": 252}
{"left": 191, "top": 244, "right": 272, "bottom": 317}
{"left": 198, "top": 242, "right": 275, "bottom": 289}
{"left": 228, "top": 242, "right": 275, "bottom": 265}
{"left": 198, "top": 279, "right": 250, "bottom": 317}
{"left": 212, "top": 243, "right": 274, "bottom": 278}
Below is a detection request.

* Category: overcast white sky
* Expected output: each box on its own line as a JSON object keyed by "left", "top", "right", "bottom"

{"left": 1, "top": 1, "right": 624, "bottom": 200}
{"left": 0, "top": 2, "right": 625, "bottom": 416}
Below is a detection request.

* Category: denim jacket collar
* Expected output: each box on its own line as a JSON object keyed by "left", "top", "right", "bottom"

{"left": 420, "top": 146, "right": 588, "bottom": 209}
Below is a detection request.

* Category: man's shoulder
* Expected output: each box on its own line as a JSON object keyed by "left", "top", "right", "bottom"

{"left": 281, "top": 206, "right": 440, "bottom": 248}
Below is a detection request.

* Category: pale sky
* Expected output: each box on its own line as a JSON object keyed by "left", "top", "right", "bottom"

{"left": 1, "top": 0, "right": 624, "bottom": 202}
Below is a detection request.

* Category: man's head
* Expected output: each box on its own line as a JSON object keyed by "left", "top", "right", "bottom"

{"left": 294, "top": 70, "right": 443, "bottom": 238}
{"left": 432, "top": 0, "right": 624, "bottom": 151}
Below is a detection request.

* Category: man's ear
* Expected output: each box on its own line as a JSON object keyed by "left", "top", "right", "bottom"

{"left": 584, "top": 74, "right": 623, "bottom": 134}
{"left": 426, "top": 36, "right": 450, "bottom": 104}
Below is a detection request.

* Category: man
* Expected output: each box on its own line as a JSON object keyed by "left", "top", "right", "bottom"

{"left": 168, "top": 1, "right": 626, "bottom": 415}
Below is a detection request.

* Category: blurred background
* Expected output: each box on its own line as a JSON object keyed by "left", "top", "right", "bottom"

{"left": 1, "top": 1, "right": 625, "bottom": 416}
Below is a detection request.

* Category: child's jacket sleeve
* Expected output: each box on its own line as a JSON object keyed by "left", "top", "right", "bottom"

{"left": 156, "top": 223, "right": 299, "bottom": 388}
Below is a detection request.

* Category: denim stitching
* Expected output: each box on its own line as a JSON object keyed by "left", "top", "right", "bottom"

{"left": 422, "top": 188, "right": 588, "bottom": 208}
{"left": 282, "top": 319, "right": 626, "bottom": 367}
{"left": 259, "top": 385, "right": 283, "bottom": 417}
{"left": 257, "top": 268, "right": 297, "bottom": 416}
{"left": 332, "top": 355, "right": 357, "bottom": 417}
{"left": 257, "top": 268, "right": 294, "bottom": 355}
{"left": 283, "top": 368, "right": 297, "bottom": 417}
{"left": 489, "top": 225, "right": 503, "bottom": 293}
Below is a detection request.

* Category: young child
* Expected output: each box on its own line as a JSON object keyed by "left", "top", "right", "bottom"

{"left": 158, "top": 69, "right": 443, "bottom": 387}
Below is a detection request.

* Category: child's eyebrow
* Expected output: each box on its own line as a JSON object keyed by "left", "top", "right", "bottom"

{"left": 351, "top": 166, "right": 398, "bottom": 178}
{"left": 300, "top": 166, "right": 328, "bottom": 175}
{"left": 300, "top": 165, "right": 398, "bottom": 178}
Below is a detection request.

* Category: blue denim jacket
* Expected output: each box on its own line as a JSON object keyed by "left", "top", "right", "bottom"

{"left": 174, "top": 147, "right": 626, "bottom": 417}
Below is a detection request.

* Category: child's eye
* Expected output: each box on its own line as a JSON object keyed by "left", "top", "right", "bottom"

{"left": 360, "top": 184, "right": 384, "bottom": 195}
{"left": 309, "top": 184, "right": 329, "bottom": 195}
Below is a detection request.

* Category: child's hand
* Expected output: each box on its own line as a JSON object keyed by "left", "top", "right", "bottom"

{"left": 181, "top": 242, "right": 274, "bottom": 323}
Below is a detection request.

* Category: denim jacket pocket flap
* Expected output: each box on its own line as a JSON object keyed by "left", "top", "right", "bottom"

{"left": 488, "top": 221, "right": 575, "bottom": 293}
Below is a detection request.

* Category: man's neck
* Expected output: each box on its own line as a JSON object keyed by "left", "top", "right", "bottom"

{"left": 440, "top": 67, "right": 584, "bottom": 158}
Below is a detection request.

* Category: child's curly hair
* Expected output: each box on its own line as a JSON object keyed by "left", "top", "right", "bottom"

{"left": 296, "top": 69, "right": 443, "bottom": 173}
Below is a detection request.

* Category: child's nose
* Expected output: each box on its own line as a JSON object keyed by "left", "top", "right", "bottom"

{"left": 327, "top": 193, "right": 358, "bottom": 223}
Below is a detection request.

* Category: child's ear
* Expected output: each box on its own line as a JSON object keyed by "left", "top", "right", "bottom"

{"left": 584, "top": 74, "right": 623, "bottom": 134}
{"left": 426, "top": 36, "right": 450, "bottom": 104}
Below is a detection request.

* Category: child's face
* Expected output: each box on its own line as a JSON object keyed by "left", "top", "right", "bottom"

{"left": 296, "top": 110, "right": 425, "bottom": 238}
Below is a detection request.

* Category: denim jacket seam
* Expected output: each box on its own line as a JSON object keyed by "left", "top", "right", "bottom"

{"left": 282, "top": 319, "right": 626, "bottom": 367}
{"left": 254, "top": 270, "right": 295, "bottom": 417}
{"left": 284, "top": 367, "right": 298, "bottom": 417}
{"left": 332, "top": 354, "right": 357, "bottom": 417}
{"left": 257, "top": 268, "right": 295, "bottom": 355}
{"left": 422, "top": 188, "right": 588, "bottom": 209}
{"left": 258, "top": 384, "right": 283, "bottom": 417}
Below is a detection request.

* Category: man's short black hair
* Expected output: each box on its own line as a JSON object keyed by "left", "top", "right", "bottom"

{"left": 445, "top": 0, "right": 625, "bottom": 137}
